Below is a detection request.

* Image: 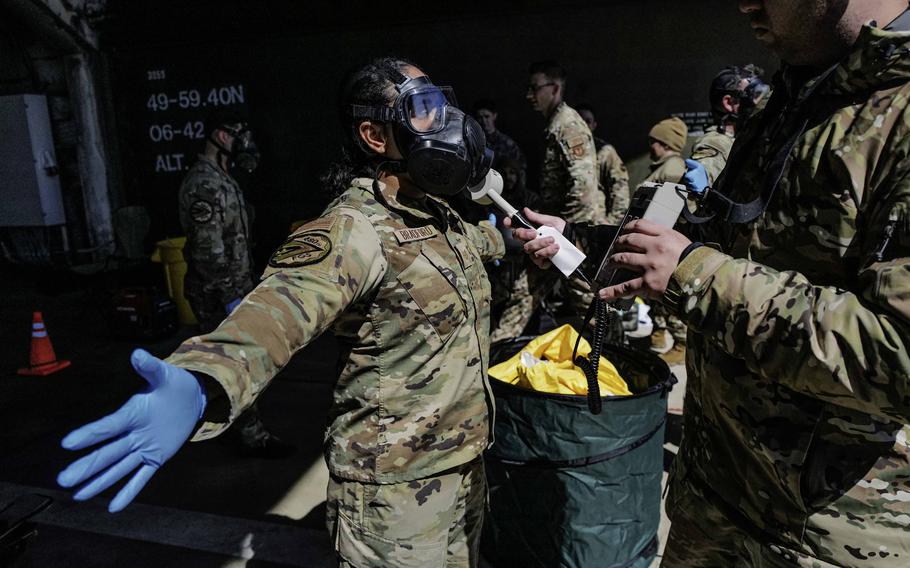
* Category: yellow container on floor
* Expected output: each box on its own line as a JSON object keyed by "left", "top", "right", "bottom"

{"left": 151, "top": 237, "right": 197, "bottom": 326}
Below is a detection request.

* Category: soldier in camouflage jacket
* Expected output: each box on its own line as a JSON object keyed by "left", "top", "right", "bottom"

{"left": 512, "top": 3, "right": 910, "bottom": 566}
{"left": 177, "top": 125, "right": 292, "bottom": 459}
{"left": 58, "top": 59, "right": 504, "bottom": 568}
{"left": 178, "top": 153, "right": 255, "bottom": 321}
{"left": 491, "top": 63, "right": 603, "bottom": 341}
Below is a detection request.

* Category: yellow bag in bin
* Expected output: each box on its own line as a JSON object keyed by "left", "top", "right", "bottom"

{"left": 489, "top": 324, "right": 631, "bottom": 396}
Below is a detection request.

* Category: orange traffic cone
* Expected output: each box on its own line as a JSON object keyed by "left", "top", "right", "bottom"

{"left": 18, "top": 311, "right": 71, "bottom": 376}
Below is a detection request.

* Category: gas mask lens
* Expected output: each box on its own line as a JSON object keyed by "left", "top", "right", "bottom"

{"left": 743, "top": 78, "right": 770, "bottom": 104}
{"left": 404, "top": 86, "right": 455, "bottom": 133}
{"left": 230, "top": 127, "right": 260, "bottom": 172}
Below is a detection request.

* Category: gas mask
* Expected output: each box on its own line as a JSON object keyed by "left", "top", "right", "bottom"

{"left": 711, "top": 67, "right": 770, "bottom": 131}
{"left": 736, "top": 76, "right": 770, "bottom": 127}
{"left": 350, "top": 75, "right": 493, "bottom": 196}
{"left": 212, "top": 123, "right": 260, "bottom": 172}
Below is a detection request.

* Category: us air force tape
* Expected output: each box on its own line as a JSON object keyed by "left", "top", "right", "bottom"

{"left": 269, "top": 217, "right": 336, "bottom": 268}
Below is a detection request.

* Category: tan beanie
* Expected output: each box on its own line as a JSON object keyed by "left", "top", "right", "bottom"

{"left": 648, "top": 117, "right": 688, "bottom": 152}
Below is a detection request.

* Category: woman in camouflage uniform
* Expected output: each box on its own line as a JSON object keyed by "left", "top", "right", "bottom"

{"left": 58, "top": 58, "right": 504, "bottom": 568}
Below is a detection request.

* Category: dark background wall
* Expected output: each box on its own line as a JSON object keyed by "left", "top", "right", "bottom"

{"left": 102, "top": 0, "right": 777, "bottom": 264}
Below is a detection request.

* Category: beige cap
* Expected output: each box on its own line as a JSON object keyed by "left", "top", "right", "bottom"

{"left": 649, "top": 117, "right": 688, "bottom": 152}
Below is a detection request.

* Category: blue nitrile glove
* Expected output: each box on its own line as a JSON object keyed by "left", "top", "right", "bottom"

{"left": 487, "top": 213, "right": 501, "bottom": 266}
{"left": 225, "top": 298, "right": 242, "bottom": 315}
{"left": 683, "top": 159, "right": 709, "bottom": 195}
{"left": 57, "top": 348, "right": 207, "bottom": 513}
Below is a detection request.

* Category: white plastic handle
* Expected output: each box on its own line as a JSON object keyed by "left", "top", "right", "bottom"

{"left": 537, "top": 225, "right": 586, "bottom": 277}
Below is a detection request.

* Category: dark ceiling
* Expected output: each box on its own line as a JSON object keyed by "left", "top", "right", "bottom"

{"left": 99, "top": 0, "right": 597, "bottom": 50}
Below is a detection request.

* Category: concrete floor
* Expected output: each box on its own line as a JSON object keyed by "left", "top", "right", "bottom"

{"left": 0, "top": 266, "right": 685, "bottom": 567}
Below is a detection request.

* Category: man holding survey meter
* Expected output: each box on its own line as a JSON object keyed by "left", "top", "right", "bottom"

{"left": 508, "top": 1, "right": 910, "bottom": 565}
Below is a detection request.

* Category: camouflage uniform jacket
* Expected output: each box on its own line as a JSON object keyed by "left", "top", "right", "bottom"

{"left": 643, "top": 152, "right": 686, "bottom": 185}
{"left": 178, "top": 155, "right": 255, "bottom": 307}
{"left": 539, "top": 102, "right": 605, "bottom": 224}
{"left": 594, "top": 141, "right": 631, "bottom": 225}
{"left": 663, "top": 22, "right": 910, "bottom": 565}
{"left": 690, "top": 129, "right": 735, "bottom": 186}
{"left": 168, "top": 177, "right": 505, "bottom": 484}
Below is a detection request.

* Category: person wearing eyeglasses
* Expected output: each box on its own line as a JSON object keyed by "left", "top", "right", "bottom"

{"left": 490, "top": 60, "right": 603, "bottom": 342}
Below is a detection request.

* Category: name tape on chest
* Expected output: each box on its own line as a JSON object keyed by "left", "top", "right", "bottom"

{"left": 394, "top": 225, "right": 438, "bottom": 244}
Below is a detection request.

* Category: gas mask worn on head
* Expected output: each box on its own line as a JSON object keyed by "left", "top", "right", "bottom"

{"left": 350, "top": 75, "right": 493, "bottom": 196}
{"left": 736, "top": 76, "right": 770, "bottom": 127}
{"left": 212, "top": 124, "right": 260, "bottom": 172}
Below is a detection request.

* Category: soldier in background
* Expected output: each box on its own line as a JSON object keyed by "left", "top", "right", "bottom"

{"left": 642, "top": 116, "right": 689, "bottom": 361}
{"left": 450, "top": 98, "right": 528, "bottom": 225}
{"left": 511, "top": 1, "right": 910, "bottom": 564}
{"left": 177, "top": 119, "right": 293, "bottom": 459}
{"left": 690, "top": 64, "right": 769, "bottom": 185}
{"left": 576, "top": 102, "right": 631, "bottom": 226}
{"left": 486, "top": 158, "right": 539, "bottom": 330}
{"left": 58, "top": 58, "right": 504, "bottom": 568}
{"left": 490, "top": 61, "right": 603, "bottom": 342}
{"left": 474, "top": 98, "right": 527, "bottom": 185}
{"left": 644, "top": 116, "right": 688, "bottom": 184}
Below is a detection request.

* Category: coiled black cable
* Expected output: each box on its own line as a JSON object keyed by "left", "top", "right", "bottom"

{"left": 572, "top": 297, "right": 610, "bottom": 414}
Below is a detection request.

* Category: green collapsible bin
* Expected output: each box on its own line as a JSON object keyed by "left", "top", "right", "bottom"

{"left": 482, "top": 338, "right": 675, "bottom": 568}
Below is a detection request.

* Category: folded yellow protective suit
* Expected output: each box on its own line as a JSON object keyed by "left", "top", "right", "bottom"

{"left": 489, "top": 324, "right": 631, "bottom": 396}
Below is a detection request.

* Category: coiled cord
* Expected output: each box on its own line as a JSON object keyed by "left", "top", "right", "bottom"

{"left": 573, "top": 297, "right": 610, "bottom": 414}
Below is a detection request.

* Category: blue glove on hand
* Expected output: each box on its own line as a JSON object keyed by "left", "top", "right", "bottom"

{"left": 487, "top": 212, "right": 502, "bottom": 266}
{"left": 57, "top": 348, "right": 207, "bottom": 512}
{"left": 225, "top": 298, "right": 242, "bottom": 315}
{"left": 683, "top": 158, "right": 710, "bottom": 195}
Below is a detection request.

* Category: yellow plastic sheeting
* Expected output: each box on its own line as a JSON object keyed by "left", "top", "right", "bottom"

{"left": 489, "top": 325, "right": 631, "bottom": 396}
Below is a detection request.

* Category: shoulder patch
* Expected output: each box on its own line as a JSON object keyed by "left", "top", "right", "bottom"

{"left": 566, "top": 133, "right": 589, "bottom": 158}
{"left": 269, "top": 230, "right": 333, "bottom": 268}
{"left": 566, "top": 134, "right": 587, "bottom": 149}
{"left": 692, "top": 147, "right": 720, "bottom": 160}
{"left": 394, "top": 225, "right": 438, "bottom": 244}
{"left": 271, "top": 215, "right": 342, "bottom": 268}
{"left": 189, "top": 200, "right": 215, "bottom": 224}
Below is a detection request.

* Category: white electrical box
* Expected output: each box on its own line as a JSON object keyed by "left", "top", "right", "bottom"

{"left": 0, "top": 94, "right": 66, "bottom": 226}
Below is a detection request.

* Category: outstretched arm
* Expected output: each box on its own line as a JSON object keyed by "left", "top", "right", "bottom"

{"left": 57, "top": 349, "right": 207, "bottom": 512}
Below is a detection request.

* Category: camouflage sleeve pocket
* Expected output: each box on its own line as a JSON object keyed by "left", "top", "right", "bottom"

{"left": 397, "top": 253, "right": 465, "bottom": 343}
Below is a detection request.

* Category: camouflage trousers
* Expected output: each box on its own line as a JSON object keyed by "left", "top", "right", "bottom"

{"left": 490, "top": 263, "right": 593, "bottom": 343}
{"left": 662, "top": 475, "right": 899, "bottom": 567}
{"left": 326, "top": 458, "right": 486, "bottom": 568}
